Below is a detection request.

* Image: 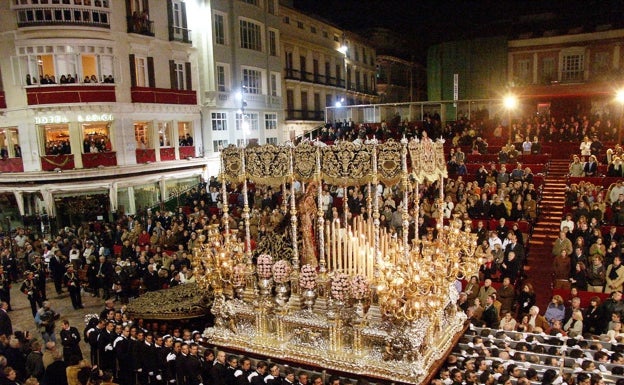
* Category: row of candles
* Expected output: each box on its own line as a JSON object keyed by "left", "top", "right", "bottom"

{"left": 325, "top": 215, "right": 404, "bottom": 280}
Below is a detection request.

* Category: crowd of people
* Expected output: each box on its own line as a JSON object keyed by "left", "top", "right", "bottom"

{"left": 2, "top": 111, "right": 624, "bottom": 384}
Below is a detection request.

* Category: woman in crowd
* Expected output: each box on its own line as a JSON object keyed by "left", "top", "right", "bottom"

{"left": 517, "top": 283, "right": 536, "bottom": 317}
{"left": 583, "top": 296, "right": 604, "bottom": 335}
{"left": 544, "top": 294, "right": 565, "bottom": 327}
{"left": 569, "top": 262, "right": 588, "bottom": 291}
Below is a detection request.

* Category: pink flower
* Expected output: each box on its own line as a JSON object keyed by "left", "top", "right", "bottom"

{"left": 350, "top": 275, "right": 370, "bottom": 300}
{"left": 272, "top": 260, "right": 292, "bottom": 283}
{"left": 299, "top": 264, "right": 318, "bottom": 290}
{"left": 232, "top": 263, "right": 246, "bottom": 287}
{"left": 331, "top": 273, "right": 350, "bottom": 301}
{"left": 257, "top": 254, "right": 273, "bottom": 279}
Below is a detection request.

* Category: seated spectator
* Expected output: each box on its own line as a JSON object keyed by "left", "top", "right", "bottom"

{"left": 499, "top": 311, "right": 517, "bottom": 331}
{"left": 563, "top": 309, "right": 583, "bottom": 337}
{"left": 584, "top": 155, "right": 599, "bottom": 176}
{"left": 570, "top": 155, "right": 585, "bottom": 177}
{"left": 544, "top": 295, "right": 565, "bottom": 326}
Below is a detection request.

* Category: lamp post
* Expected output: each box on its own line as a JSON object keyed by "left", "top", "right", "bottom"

{"left": 235, "top": 87, "right": 249, "bottom": 147}
{"left": 503, "top": 94, "right": 518, "bottom": 143}
{"left": 338, "top": 44, "right": 348, "bottom": 122}
{"left": 616, "top": 90, "right": 624, "bottom": 144}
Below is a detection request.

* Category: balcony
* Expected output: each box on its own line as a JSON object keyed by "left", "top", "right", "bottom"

{"left": 169, "top": 26, "right": 192, "bottom": 44}
{"left": 82, "top": 152, "right": 117, "bottom": 168}
{"left": 0, "top": 158, "right": 24, "bottom": 173}
{"left": 136, "top": 149, "right": 156, "bottom": 164}
{"left": 131, "top": 87, "right": 197, "bottom": 105}
{"left": 41, "top": 154, "right": 75, "bottom": 172}
{"left": 204, "top": 91, "right": 280, "bottom": 108}
{"left": 127, "top": 15, "right": 154, "bottom": 37}
{"left": 286, "top": 110, "right": 325, "bottom": 121}
{"left": 26, "top": 85, "right": 115, "bottom": 106}
{"left": 14, "top": 5, "right": 110, "bottom": 28}
{"left": 285, "top": 69, "right": 344, "bottom": 88}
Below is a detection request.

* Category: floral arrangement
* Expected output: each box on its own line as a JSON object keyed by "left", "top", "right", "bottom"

{"left": 256, "top": 254, "right": 274, "bottom": 279}
{"left": 331, "top": 272, "right": 351, "bottom": 301}
{"left": 272, "top": 260, "right": 292, "bottom": 284}
{"left": 350, "top": 275, "right": 370, "bottom": 300}
{"left": 299, "top": 264, "right": 318, "bottom": 290}
{"left": 232, "top": 263, "right": 246, "bottom": 287}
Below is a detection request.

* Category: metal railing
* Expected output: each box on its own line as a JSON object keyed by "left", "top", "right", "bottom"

{"left": 127, "top": 15, "right": 154, "bottom": 36}
{"left": 169, "top": 26, "right": 192, "bottom": 43}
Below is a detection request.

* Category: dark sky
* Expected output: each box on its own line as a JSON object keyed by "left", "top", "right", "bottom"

{"left": 293, "top": 0, "right": 623, "bottom": 53}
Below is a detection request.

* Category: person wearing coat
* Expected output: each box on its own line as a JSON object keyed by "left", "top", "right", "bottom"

{"left": 606, "top": 256, "right": 624, "bottom": 293}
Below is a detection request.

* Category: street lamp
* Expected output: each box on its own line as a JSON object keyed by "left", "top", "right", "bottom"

{"left": 616, "top": 90, "right": 624, "bottom": 144}
{"left": 503, "top": 94, "right": 518, "bottom": 143}
{"left": 337, "top": 44, "right": 348, "bottom": 121}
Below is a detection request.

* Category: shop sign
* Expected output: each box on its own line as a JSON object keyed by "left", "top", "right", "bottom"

{"left": 34, "top": 115, "right": 69, "bottom": 125}
{"left": 77, "top": 113, "right": 114, "bottom": 122}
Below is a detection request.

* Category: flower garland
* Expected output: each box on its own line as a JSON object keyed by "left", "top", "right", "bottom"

{"left": 350, "top": 274, "right": 370, "bottom": 300}
{"left": 272, "top": 260, "right": 292, "bottom": 284}
{"left": 256, "top": 254, "right": 274, "bottom": 279}
{"left": 232, "top": 263, "right": 246, "bottom": 287}
{"left": 331, "top": 272, "right": 351, "bottom": 301}
{"left": 299, "top": 264, "right": 318, "bottom": 290}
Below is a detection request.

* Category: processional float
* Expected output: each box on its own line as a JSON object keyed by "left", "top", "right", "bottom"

{"left": 193, "top": 138, "right": 480, "bottom": 384}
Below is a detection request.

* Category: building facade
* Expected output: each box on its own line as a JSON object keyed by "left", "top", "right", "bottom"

{"left": 0, "top": 0, "right": 204, "bottom": 226}
{"left": 508, "top": 27, "right": 624, "bottom": 118}
{"left": 279, "top": 5, "right": 378, "bottom": 136}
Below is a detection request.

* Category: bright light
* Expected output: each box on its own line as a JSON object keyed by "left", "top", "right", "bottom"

{"left": 242, "top": 121, "right": 250, "bottom": 132}
{"left": 616, "top": 90, "right": 624, "bottom": 104}
{"left": 338, "top": 45, "right": 348, "bottom": 55}
{"left": 503, "top": 94, "right": 518, "bottom": 110}
{"left": 235, "top": 91, "right": 243, "bottom": 101}
{"left": 335, "top": 101, "right": 342, "bottom": 108}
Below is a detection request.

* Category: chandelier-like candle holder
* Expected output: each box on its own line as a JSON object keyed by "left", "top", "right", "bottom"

{"left": 198, "top": 140, "right": 480, "bottom": 384}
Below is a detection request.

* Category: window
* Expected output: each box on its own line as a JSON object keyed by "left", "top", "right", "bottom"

{"left": 236, "top": 139, "right": 249, "bottom": 147}
{"left": 241, "top": 0, "right": 258, "bottom": 5}
{"left": 158, "top": 121, "right": 173, "bottom": 147}
{"left": 310, "top": 26, "right": 316, "bottom": 34}
{"left": 542, "top": 57, "right": 555, "bottom": 80}
{"left": 236, "top": 112, "right": 259, "bottom": 131}
{"left": 134, "top": 122, "right": 152, "bottom": 149}
{"left": 170, "top": 0, "right": 189, "bottom": 42}
{"left": 240, "top": 19, "right": 262, "bottom": 51}
{"left": 325, "top": 94, "right": 333, "bottom": 107}
{"left": 14, "top": 0, "right": 110, "bottom": 27}
{"left": 213, "top": 140, "right": 228, "bottom": 152}
{"left": 268, "top": 29, "right": 277, "bottom": 56}
{"left": 41, "top": 124, "right": 71, "bottom": 155}
{"left": 16, "top": 43, "right": 115, "bottom": 86}
{"left": 362, "top": 48, "right": 367, "bottom": 64}
{"left": 270, "top": 72, "right": 280, "bottom": 96}
{"left": 354, "top": 47, "right": 359, "bottom": 62}
{"left": 594, "top": 51, "right": 610, "bottom": 73}
{"left": 265, "top": 113, "right": 277, "bottom": 130}
{"left": 134, "top": 56, "right": 148, "bottom": 87}
{"left": 333, "top": 35, "right": 339, "bottom": 42}
{"left": 216, "top": 64, "right": 227, "bottom": 92}
{"left": 561, "top": 53, "right": 584, "bottom": 82}
{"left": 211, "top": 112, "right": 227, "bottom": 131}
{"left": 517, "top": 59, "right": 531, "bottom": 83}
{"left": 0, "top": 128, "right": 21, "bottom": 159}
{"left": 82, "top": 123, "right": 111, "bottom": 153}
{"left": 266, "top": 137, "right": 277, "bottom": 145}
{"left": 172, "top": 61, "right": 185, "bottom": 90}
{"left": 178, "top": 122, "right": 193, "bottom": 146}
{"left": 214, "top": 12, "right": 226, "bottom": 45}
{"left": 322, "top": 31, "right": 328, "bottom": 38}
{"left": 283, "top": 16, "right": 289, "bottom": 24}
{"left": 267, "top": 0, "right": 275, "bottom": 15}
{"left": 297, "top": 21, "right": 303, "bottom": 29}
{"left": 242, "top": 68, "right": 262, "bottom": 94}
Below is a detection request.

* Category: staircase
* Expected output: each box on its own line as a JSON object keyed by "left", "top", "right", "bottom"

{"left": 526, "top": 158, "right": 569, "bottom": 310}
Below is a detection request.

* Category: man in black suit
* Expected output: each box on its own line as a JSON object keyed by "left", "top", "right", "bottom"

{"left": 49, "top": 250, "right": 66, "bottom": 296}
{"left": 482, "top": 294, "right": 500, "bottom": 328}
{"left": 59, "top": 319, "right": 82, "bottom": 361}
{"left": 0, "top": 302, "right": 12, "bottom": 337}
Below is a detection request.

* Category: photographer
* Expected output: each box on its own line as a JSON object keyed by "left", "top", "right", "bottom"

{"left": 34, "top": 301, "right": 59, "bottom": 344}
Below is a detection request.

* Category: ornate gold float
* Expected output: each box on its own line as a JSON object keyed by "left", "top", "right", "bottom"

{"left": 196, "top": 139, "right": 480, "bottom": 384}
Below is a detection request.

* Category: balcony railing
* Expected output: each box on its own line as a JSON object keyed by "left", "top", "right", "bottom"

{"left": 286, "top": 110, "right": 325, "bottom": 121}
{"left": 204, "top": 91, "right": 281, "bottom": 108}
{"left": 285, "top": 68, "right": 345, "bottom": 88}
{"left": 169, "top": 26, "right": 192, "bottom": 44}
{"left": 127, "top": 15, "right": 154, "bottom": 36}
{"left": 15, "top": 6, "right": 110, "bottom": 28}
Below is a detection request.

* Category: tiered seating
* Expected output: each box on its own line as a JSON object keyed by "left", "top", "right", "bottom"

{"left": 453, "top": 326, "right": 624, "bottom": 384}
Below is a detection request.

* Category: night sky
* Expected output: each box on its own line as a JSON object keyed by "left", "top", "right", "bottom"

{"left": 293, "top": 0, "right": 624, "bottom": 57}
